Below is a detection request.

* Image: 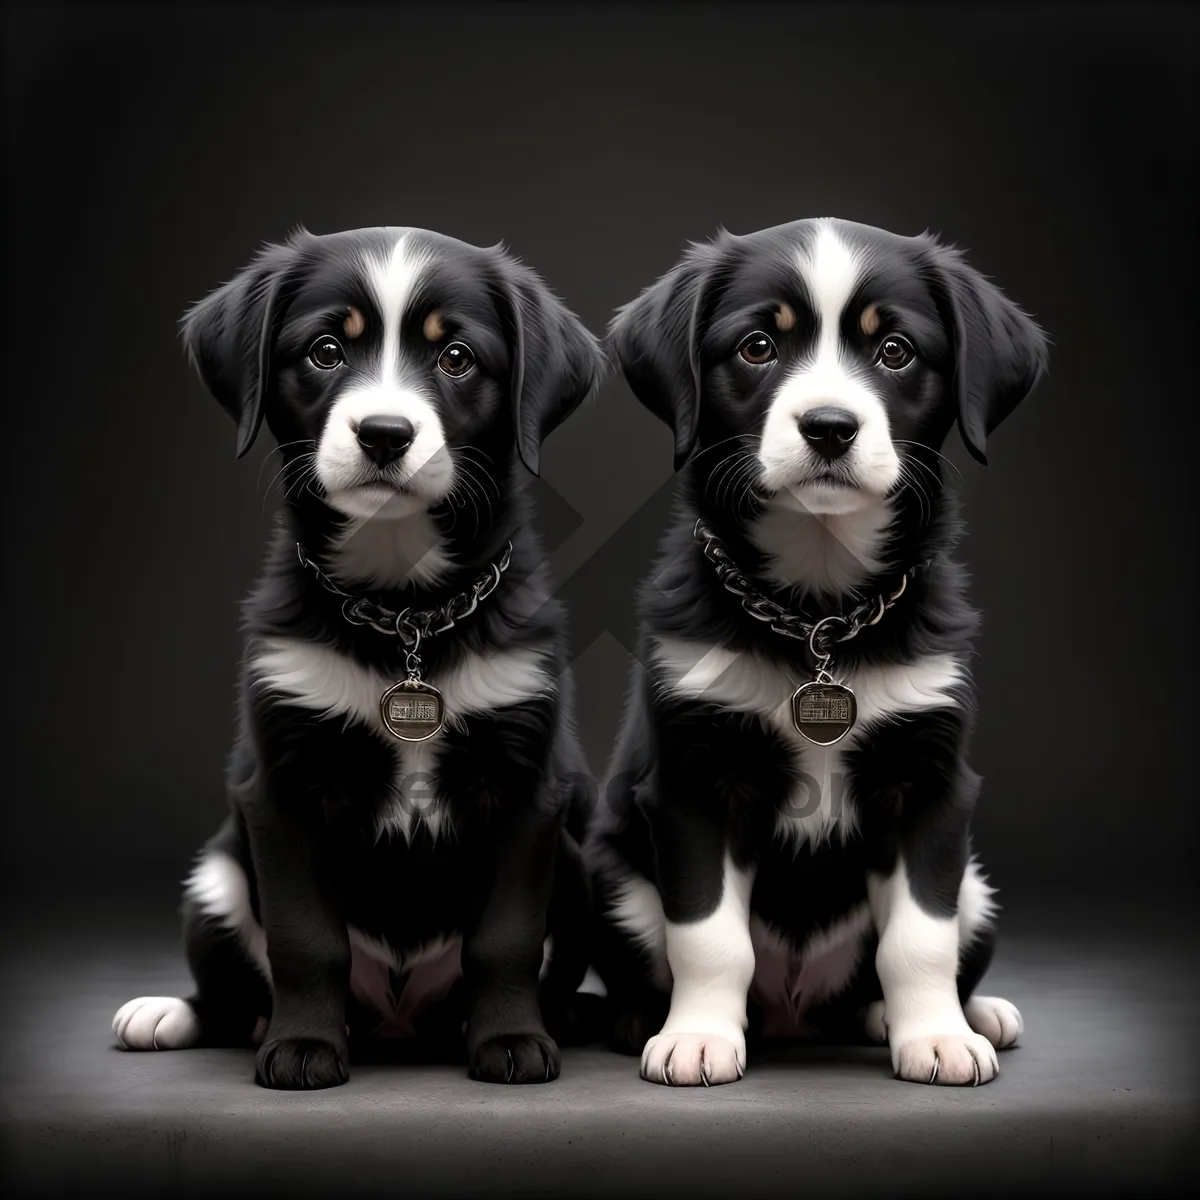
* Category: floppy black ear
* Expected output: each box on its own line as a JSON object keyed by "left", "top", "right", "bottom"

{"left": 179, "top": 236, "right": 303, "bottom": 458}
{"left": 491, "top": 253, "right": 604, "bottom": 477}
{"left": 922, "top": 237, "right": 1050, "bottom": 466}
{"left": 607, "top": 236, "right": 732, "bottom": 471}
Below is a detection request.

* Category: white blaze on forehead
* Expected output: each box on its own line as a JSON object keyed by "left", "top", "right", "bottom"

{"left": 316, "top": 231, "right": 454, "bottom": 529}
{"left": 753, "top": 220, "right": 900, "bottom": 520}
{"left": 797, "top": 220, "right": 867, "bottom": 363}
{"left": 364, "top": 233, "right": 434, "bottom": 384}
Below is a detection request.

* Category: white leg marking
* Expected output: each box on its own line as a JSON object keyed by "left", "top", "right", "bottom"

{"left": 112, "top": 997, "right": 201, "bottom": 1051}
{"left": 958, "top": 855, "right": 999, "bottom": 946}
{"left": 868, "top": 856, "right": 999, "bottom": 1085}
{"left": 641, "top": 855, "right": 756, "bottom": 1087}
{"left": 862, "top": 860, "right": 1021, "bottom": 1050}
{"left": 185, "top": 850, "right": 271, "bottom": 982}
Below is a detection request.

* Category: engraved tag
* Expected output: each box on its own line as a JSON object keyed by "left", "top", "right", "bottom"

{"left": 379, "top": 679, "right": 445, "bottom": 742}
{"left": 791, "top": 680, "right": 857, "bottom": 747}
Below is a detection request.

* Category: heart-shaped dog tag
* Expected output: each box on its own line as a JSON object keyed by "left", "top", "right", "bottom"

{"left": 791, "top": 681, "right": 857, "bottom": 747}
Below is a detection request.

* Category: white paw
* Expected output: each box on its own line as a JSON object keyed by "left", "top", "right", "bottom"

{"left": 965, "top": 994, "right": 1023, "bottom": 1049}
{"left": 862, "top": 1000, "right": 888, "bottom": 1043}
{"left": 112, "top": 996, "right": 200, "bottom": 1050}
{"left": 641, "top": 1029, "right": 745, "bottom": 1086}
{"left": 893, "top": 1030, "right": 999, "bottom": 1086}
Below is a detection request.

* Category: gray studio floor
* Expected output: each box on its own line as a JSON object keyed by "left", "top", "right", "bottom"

{"left": 2, "top": 899, "right": 1196, "bottom": 1197}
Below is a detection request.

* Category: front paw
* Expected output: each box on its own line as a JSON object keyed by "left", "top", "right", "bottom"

{"left": 469, "top": 1033, "right": 560, "bottom": 1084}
{"left": 892, "top": 1030, "right": 999, "bottom": 1086}
{"left": 641, "top": 1029, "right": 745, "bottom": 1087}
{"left": 255, "top": 1036, "right": 349, "bottom": 1090}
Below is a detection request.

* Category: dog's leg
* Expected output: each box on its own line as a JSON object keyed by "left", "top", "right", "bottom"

{"left": 863, "top": 856, "right": 1023, "bottom": 1062}
{"left": 113, "top": 821, "right": 271, "bottom": 1051}
{"left": 868, "top": 847, "right": 1000, "bottom": 1086}
{"left": 853, "top": 705, "right": 1005, "bottom": 1086}
{"left": 639, "top": 835, "right": 756, "bottom": 1088}
{"left": 244, "top": 800, "right": 351, "bottom": 1090}
{"left": 462, "top": 806, "right": 563, "bottom": 1084}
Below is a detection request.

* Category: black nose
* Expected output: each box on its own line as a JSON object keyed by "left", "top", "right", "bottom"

{"left": 798, "top": 406, "right": 859, "bottom": 461}
{"left": 356, "top": 415, "right": 415, "bottom": 469}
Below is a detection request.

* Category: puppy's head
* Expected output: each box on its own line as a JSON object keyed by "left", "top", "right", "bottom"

{"left": 610, "top": 218, "right": 1048, "bottom": 516}
{"left": 182, "top": 227, "right": 600, "bottom": 522}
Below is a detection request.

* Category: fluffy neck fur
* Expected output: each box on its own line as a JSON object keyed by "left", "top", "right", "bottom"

{"left": 682, "top": 453, "right": 963, "bottom": 617}
{"left": 283, "top": 448, "right": 525, "bottom": 609}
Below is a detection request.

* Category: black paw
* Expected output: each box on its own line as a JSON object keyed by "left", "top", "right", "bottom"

{"left": 255, "top": 1036, "right": 349, "bottom": 1090}
{"left": 469, "top": 1033, "right": 561, "bottom": 1084}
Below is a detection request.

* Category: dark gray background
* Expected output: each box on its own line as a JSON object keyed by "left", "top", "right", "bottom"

{"left": 3, "top": 0, "right": 1197, "bottom": 918}
{"left": 4, "top": 6, "right": 1198, "bottom": 1197}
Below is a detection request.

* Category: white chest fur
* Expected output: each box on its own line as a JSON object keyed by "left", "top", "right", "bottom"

{"left": 251, "top": 636, "right": 553, "bottom": 841}
{"left": 650, "top": 636, "right": 964, "bottom": 847}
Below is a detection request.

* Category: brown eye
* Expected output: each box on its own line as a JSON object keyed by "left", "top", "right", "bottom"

{"left": 877, "top": 335, "right": 915, "bottom": 371}
{"left": 738, "top": 332, "right": 777, "bottom": 365}
{"left": 308, "top": 336, "right": 344, "bottom": 370}
{"left": 437, "top": 341, "right": 475, "bottom": 378}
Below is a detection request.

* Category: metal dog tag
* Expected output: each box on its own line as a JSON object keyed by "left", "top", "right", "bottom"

{"left": 380, "top": 679, "right": 445, "bottom": 742}
{"left": 791, "top": 680, "right": 857, "bottom": 747}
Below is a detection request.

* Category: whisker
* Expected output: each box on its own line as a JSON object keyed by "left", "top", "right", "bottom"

{"left": 707, "top": 452, "right": 743, "bottom": 509}
{"left": 256, "top": 439, "right": 316, "bottom": 491}
{"left": 716, "top": 455, "right": 745, "bottom": 509}
{"left": 455, "top": 466, "right": 494, "bottom": 531}
{"left": 898, "top": 462, "right": 931, "bottom": 528}
{"left": 691, "top": 433, "right": 758, "bottom": 464}
{"left": 282, "top": 458, "right": 321, "bottom": 502}
{"left": 894, "top": 439, "right": 962, "bottom": 482}
{"left": 729, "top": 457, "right": 763, "bottom": 514}
{"left": 456, "top": 476, "right": 486, "bottom": 537}
{"left": 264, "top": 453, "right": 314, "bottom": 499}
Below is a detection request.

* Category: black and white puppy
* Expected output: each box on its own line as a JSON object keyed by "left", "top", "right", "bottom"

{"left": 112, "top": 226, "right": 603, "bottom": 1088}
{"left": 586, "top": 218, "right": 1048, "bottom": 1087}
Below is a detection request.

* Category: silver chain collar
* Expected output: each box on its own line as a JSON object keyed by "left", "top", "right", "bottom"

{"left": 692, "top": 518, "right": 923, "bottom": 657}
{"left": 295, "top": 540, "right": 514, "bottom": 649}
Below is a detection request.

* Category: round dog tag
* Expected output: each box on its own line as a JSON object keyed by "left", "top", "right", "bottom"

{"left": 380, "top": 679, "right": 445, "bottom": 742}
{"left": 791, "top": 681, "right": 857, "bottom": 747}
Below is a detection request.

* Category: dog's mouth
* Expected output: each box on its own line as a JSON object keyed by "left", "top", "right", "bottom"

{"left": 763, "top": 466, "right": 882, "bottom": 516}
{"left": 347, "top": 477, "right": 410, "bottom": 496}
{"left": 791, "top": 468, "right": 863, "bottom": 492}
{"left": 321, "top": 476, "right": 429, "bottom": 522}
